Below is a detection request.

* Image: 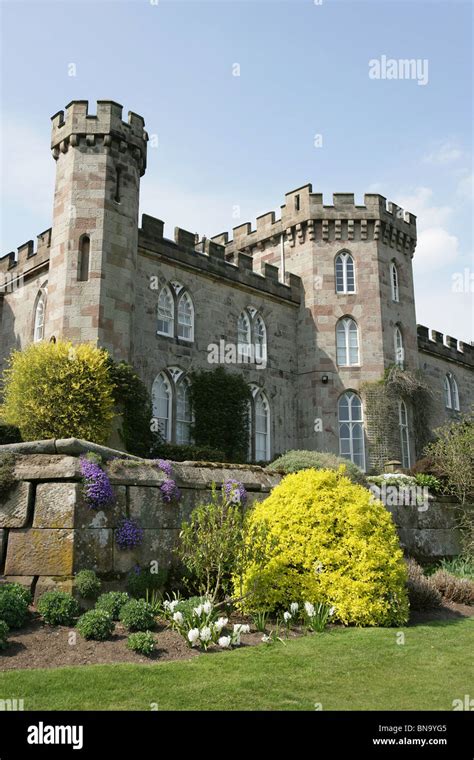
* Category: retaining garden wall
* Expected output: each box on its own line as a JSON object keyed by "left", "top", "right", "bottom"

{"left": 0, "top": 440, "right": 468, "bottom": 601}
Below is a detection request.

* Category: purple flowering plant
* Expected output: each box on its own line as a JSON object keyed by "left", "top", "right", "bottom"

{"left": 80, "top": 455, "right": 115, "bottom": 510}
{"left": 116, "top": 518, "right": 144, "bottom": 550}
{"left": 154, "top": 459, "right": 181, "bottom": 504}
{"left": 222, "top": 480, "right": 247, "bottom": 506}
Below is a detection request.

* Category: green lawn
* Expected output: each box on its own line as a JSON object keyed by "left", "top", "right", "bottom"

{"left": 0, "top": 619, "right": 471, "bottom": 711}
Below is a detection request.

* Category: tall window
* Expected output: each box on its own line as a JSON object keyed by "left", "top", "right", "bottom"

{"left": 248, "top": 386, "right": 271, "bottom": 462}
{"left": 238, "top": 311, "right": 251, "bottom": 360}
{"left": 254, "top": 315, "right": 267, "bottom": 365}
{"left": 444, "top": 373, "right": 460, "bottom": 411}
{"left": 338, "top": 392, "right": 365, "bottom": 470}
{"left": 335, "top": 252, "right": 355, "bottom": 294}
{"left": 78, "top": 235, "right": 90, "bottom": 282}
{"left": 390, "top": 262, "right": 399, "bottom": 302}
{"left": 152, "top": 373, "right": 172, "bottom": 441}
{"left": 157, "top": 286, "right": 174, "bottom": 337}
{"left": 177, "top": 291, "right": 194, "bottom": 341}
{"left": 398, "top": 400, "right": 410, "bottom": 468}
{"left": 394, "top": 326, "right": 404, "bottom": 367}
{"left": 176, "top": 377, "right": 192, "bottom": 444}
{"left": 33, "top": 293, "right": 45, "bottom": 342}
{"left": 336, "top": 317, "right": 359, "bottom": 366}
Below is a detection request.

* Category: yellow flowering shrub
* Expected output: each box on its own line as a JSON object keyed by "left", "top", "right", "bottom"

{"left": 235, "top": 468, "right": 409, "bottom": 626}
{"left": 1, "top": 340, "right": 115, "bottom": 444}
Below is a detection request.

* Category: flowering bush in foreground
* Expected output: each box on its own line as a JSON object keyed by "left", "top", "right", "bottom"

{"left": 80, "top": 455, "right": 114, "bottom": 510}
{"left": 236, "top": 468, "right": 409, "bottom": 627}
{"left": 162, "top": 597, "right": 250, "bottom": 651}
{"left": 155, "top": 459, "right": 181, "bottom": 503}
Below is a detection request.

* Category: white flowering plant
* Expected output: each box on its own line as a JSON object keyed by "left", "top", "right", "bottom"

{"left": 277, "top": 600, "right": 335, "bottom": 634}
{"left": 162, "top": 596, "right": 251, "bottom": 651}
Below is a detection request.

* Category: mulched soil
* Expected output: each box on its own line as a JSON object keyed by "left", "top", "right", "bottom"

{"left": 1, "top": 603, "right": 472, "bottom": 672}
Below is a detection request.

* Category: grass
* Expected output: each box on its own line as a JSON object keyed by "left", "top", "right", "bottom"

{"left": 0, "top": 619, "right": 472, "bottom": 711}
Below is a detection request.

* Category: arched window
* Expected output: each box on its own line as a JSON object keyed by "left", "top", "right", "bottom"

{"left": 254, "top": 315, "right": 267, "bottom": 365}
{"left": 157, "top": 286, "right": 174, "bottom": 337}
{"left": 177, "top": 291, "right": 194, "bottom": 341}
{"left": 394, "top": 326, "right": 404, "bottom": 367}
{"left": 444, "top": 373, "right": 460, "bottom": 411}
{"left": 152, "top": 373, "right": 172, "bottom": 441}
{"left": 390, "top": 262, "right": 399, "bottom": 302}
{"left": 254, "top": 391, "right": 270, "bottom": 461}
{"left": 336, "top": 317, "right": 359, "bottom": 366}
{"left": 338, "top": 392, "right": 365, "bottom": 470}
{"left": 335, "top": 252, "right": 355, "bottom": 294}
{"left": 78, "top": 235, "right": 90, "bottom": 282}
{"left": 399, "top": 400, "right": 410, "bottom": 468}
{"left": 238, "top": 311, "right": 251, "bottom": 360}
{"left": 176, "top": 377, "right": 192, "bottom": 444}
{"left": 33, "top": 292, "right": 46, "bottom": 342}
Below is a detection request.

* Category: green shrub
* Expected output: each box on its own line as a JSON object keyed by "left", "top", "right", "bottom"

{"left": 236, "top": 468, "right": 408, "bottom": 626}
{"left": 0, "top": 423, "right": 22, "bottom": 445}
{"left": 0, "top": 452, "right": 16, "bottom": 499}
{"left": 437, "top": 557, "right": 474, "bottom": 581}
{"left": 76, "top": 609, "right": 114, "bottom": 640}
{"left": 406, "top": 560, "right": 442, "bottom": 611}
{"left": 107, "top": 360, "right": 161, "bottom": 457}
{"left": 1, "top": 339, "right": 115, "bottom": 444}
{"left": 426, "top": 413, "right": 474, "bottom": 504}
{"left": 0, "top": 620, "right": 9, "bottom": 651}
{"left": 0, "top": 587, "right": 29, "bottom": 628}
{"left": 96, "top": 592, "right": 130, "bottom": 620}
{"left": 414, "top": 473, "right": 443, "bottom": 494}
{"left": 267, "top": 450, "right": 368, "bottom": 487}
{"left": 74, "top": 570, "right": 102, "bottom": 600}
{"left": 126, "top": 565, "right": 167, "bottom": 599}
{"left": 430, "top": 570, "right": 474, "bottom": 605}
{"left": 151, "top": 442, "right": 226, "bottom": 463}
{"left": 119, "top": 599, "right": 156, "bottom": 631}
{"left": 0, "top": 582, "right": 32, "bottom": 606}
{"left": 126, "top": 631, "right": 156, "bottom": 656}
{"left": 37, "top": 591, "right": 80, "bottom": 626}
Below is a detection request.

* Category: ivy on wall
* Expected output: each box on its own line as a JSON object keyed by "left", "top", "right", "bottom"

{"left": 189, "top": 367, "right": 252, "bottom": 463}
{"left": 107, "top": 360, "right": 161, "bottom": 458}
{"left": 361, "top": 366, "right": 433, "bottom": 473}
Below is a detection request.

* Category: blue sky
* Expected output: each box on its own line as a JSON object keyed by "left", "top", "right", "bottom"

{"left": 1, "top": 0, "right": 472, "bottom": 341}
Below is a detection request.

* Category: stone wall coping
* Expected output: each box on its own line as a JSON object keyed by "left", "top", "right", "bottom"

{"left": 0, "top": 438, "right": 143, "bottom": 460}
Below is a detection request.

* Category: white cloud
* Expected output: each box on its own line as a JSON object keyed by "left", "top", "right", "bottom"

{"left": 456, "top": 171, "right": 473, "bottom": 202}
{"left": 395, "top": 186, "right": 453, "bottom": 231}
{"left": 414, "top": 283, "right": 473, "bottom": 345}
{"left": 414, "top": 226, "right": 460, "bottom": 269}
{"left": 422, "top": 140, "right": 462, "bottom": 166}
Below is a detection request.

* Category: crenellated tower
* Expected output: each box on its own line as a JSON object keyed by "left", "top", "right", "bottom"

{"left": 46, "top": 100, "right": 148, "bottom": 360}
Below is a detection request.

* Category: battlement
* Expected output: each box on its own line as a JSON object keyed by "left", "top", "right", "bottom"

{"left": 417, "top": 324, "right": 474, "bottom": 368}
{"left": 214, "top": 184, "right": 417, "bottom": 257}
{"left": 51, "top": 100, "right": 148, "bottom": 175}
{"left": 138, "top": 214, "right": 301, "bottom": 303}
{"left": 0, "top": 228, "right": 51, "bottom": 286}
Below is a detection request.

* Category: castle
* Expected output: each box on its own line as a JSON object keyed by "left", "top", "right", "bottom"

{"left": 0, "top": 101, "right": 472, "bottom": 470}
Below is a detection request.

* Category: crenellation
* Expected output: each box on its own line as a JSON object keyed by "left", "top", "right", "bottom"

{"left": 174, "top": 227, "right": 197, "bottom": 250}
{"left": 417, "top": 325, "right": 473, "bottom": 367}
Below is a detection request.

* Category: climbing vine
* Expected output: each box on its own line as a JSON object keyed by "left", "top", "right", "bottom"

{"left": 189, "top": 368, "right": 252, "bottom": 463}
{"left": 107, "top": 359, "right": 161, "bottom": 457}
{"left": 361, "top": 365, "right": 433, "bottom": 472}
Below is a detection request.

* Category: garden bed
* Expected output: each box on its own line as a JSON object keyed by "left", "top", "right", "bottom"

{"left": 1, "top": 603, "right": 472, "bottom": 672}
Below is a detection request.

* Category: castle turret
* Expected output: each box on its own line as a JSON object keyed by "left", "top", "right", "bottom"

{"left": 46, "top": 100, "right": 148, "bottom": 360}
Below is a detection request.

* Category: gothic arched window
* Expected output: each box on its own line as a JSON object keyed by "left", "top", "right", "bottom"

{"left": 177, "top": 291, "right": 194, "bottom": 341}
{"left": 444, "top": 373, "right": 460, "bottom": 411}
{"left": 254, "top": 315, "right": 267, "bottom": 365}
{"left": 176, "top": 377, "right": 193, "bottom": 444}
{"left": 33, "top": 292, "right": 46, "bottom": 343}
{"left": 336, "top": 317, "right": 359, "bottom": 366}
{"left": 157, "top": 286, "right": 174, "bottom": 337}
{"left": 238, "top": 311, "right": 252, "bottom": 360}
{"left": 335, "top": 252, "right": 355, "bottom": 294}
{"left": 399, "top": 400, "right": 410, "bottom": 468}
{"left": 152, "top": 372, "right": 172, "bottom": 441}
{"left": 394, "top": 326, "right": 404, "bottom": 367}
{"left": 338, "top": 392, "right": 365, "bottom": 470}
{"left": 390, "top": 262, "right": 399, "bottom": 302}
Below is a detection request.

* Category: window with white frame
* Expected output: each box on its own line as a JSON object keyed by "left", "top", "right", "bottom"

{"left": 33, "top": 292, "right": 46, "bottom": 342}
{"left": 444, "top": 373, "right": 460, "bottom": 411}
{"left": 254, "top": 315, "right": 267, "bottom": 365}
{"left": 176, "top": 377, "right": 193, "bottom": 444}
{"left": 157, "top": 286, "right": 174, "bottom": 337}
{"left": 237, "top": 311, "right": 252, "bottom": 360}
{"left": 390, "top": 262, "right": 399, "bottom": 302}
{"left": 248, "top": 386, "right": 271, "bottom": 462}
{"left": 336, "top": 317, "right": 359, "bottom": 366}
{"left": 394, "top": 326, "right": 404, "bottom": 367}
{"left": 177, "top": 291, "right": 194, "bottom": 341}
{"left": 338, "top": 392, "right": 365, "bottom": 470}
{"left": 152, "top": 372, "right": 172, "bottom": 441}
{"left": 335, "top": 252, "right": 355, "bottom": 294}
{"left": 398, "top": 400, "right": 410, "bottom": 468}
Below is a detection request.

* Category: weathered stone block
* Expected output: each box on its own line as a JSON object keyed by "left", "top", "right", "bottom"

{"left": 34, "top": 576, "right": 74, "bottom": 603}
{"left": 5, "top": 529, "right": 74, "bottom": 576}
{"left": 112, "top": 528, "right": 179, "bottom": 573}
{"left": 75, "top": 485, "right": 126, "bottom": 529}
{"left": 417, "top": 501, "right": 459, "bottom": 530}
{"left": 14, "top": 455, "right": 81, "bottom": 481}
{"left": 34, "top": 482, "right": 77, "bottom": 528}
{"left": 0, "top": 482, "right": 32, "bottom": 528}
{"left": 74, "top": 528, "right": 113, "bottom": 573}
{"left": 106, "top": 461, "right": 165, "bottom": 486}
